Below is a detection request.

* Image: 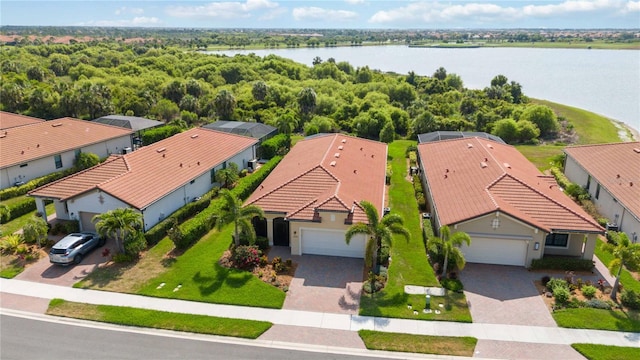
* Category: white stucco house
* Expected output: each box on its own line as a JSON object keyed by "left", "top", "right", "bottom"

{"left": 0, "top": 112, "right": 133, "bottom": 189}
{"left": 244, "top": 133, "right": 387, "bottom": 258}
{"left": 564, "top": 142, "right": 640, "bottom": 243}
{"left": 418, "top": 136, "right": 604, "bottom": 267}
{"left": 29, "top": 128, "right": 257, "bottom": 232}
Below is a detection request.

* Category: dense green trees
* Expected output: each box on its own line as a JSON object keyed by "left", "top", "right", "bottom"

{"left": 0, "top": 42, "right": 552, "bottom": 144}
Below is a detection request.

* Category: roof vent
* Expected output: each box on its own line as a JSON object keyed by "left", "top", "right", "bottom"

{"left": 633, "top": 148, "right": 640, "bottom": 153}
{"left": 334, "top": 153, "right": 340, "bottom": 158}
{"left": 179, "top": 163, "right": 183, "bottom": 167}
{"left": 480, "top": 162, "right": 488, "bottom": 168}
{"left": 353, "top": 169, "right": 357, "bottom": 174}
{"left": 342, "top": 139, "right": 347, "bottom": 143}
{"left": 338, "top": 145, "right": 343, "bottom": 150}
{"left": 616, "top": 174, "right": 621, "bottom": 179}
{"left": 330, "top": 161, "right": 337, "bottom": 167}
{"left": 191, "top": 134, "right": 199, "bottom": 139}
{"left": 503, "top": 162, "right": 511, "bottom": 169}
{"left": 467, "top": 143, "right": 473, "bottom": 149}
{"left": 157, "top": 148, "right": 166, "bottom": 153}
{"left": 51, "top": 123, "right": 63, "bottom": 127}
{"left": 487, "top": 144, "right": 494, "bottom": 149}
{"left": 0, "top": 134, "right": 5, "bottom": 139}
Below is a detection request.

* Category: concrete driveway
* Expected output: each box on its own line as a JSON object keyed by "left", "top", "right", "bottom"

{"left": 15, "top": 237, "right": 112, "bottom": 287}
{"left": 459, "top": 263, "right": 556, "bottom": 327}
{"left": 270, "top": 248, "right": 364, "bottom": 314}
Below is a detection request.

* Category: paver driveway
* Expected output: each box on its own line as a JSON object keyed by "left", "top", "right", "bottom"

{"left": 459, "top": 263, "right": 556, "bottom": 327}
{"left": 269, "top": 248, "right": 364, "bottom": 314}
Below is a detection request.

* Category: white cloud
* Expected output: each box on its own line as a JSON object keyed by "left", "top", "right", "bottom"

{"left": 78, "top": 17, "right": 161, "bottom": 27}
{"left": 114, "top": 7, "right": 144, "bottom": 16}
{"left": 293, "top": 7, "right": 358, "bottom": 21}
{"left": 166, "top": 0, "right": 279, "bottom": 19}
{"left": 345, "top": 0, "right": 365, "bottom": 4}
{"left": 369, "top": 0, "right": 639, "bottom": 24}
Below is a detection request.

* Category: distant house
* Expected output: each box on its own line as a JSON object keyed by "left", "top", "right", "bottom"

{"left": 418, "top": 131, "right": 505, "bottom": 144}
{"left": 29, "top": 128, "right": 257, "bottom": 232}
{"left": 0, "top": 115, "right": 133, "bottom": 189}
{"left": 418, "top": 137, "right": 603, "bottom": 267}
{"left": 564, "top": 142, "right": 640, "bottom": 243}
{"left": 202, "top": 121, "right": 277, "bottom": 143}
{"left": 92, "top": 115, "right": 164, "bottom": 147}
{"left": 245, "top": 133, "right": 387, "bottom": 258}
{"left": 0, "top": 111, "right": 45, "bottom": 130}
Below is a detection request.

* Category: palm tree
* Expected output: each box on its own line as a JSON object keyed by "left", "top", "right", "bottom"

{"left": 214, "top": 89, "right": 236, "bottom": 120}
{"left": 345, "top": 201, "right": 410, "bottom": 272}
{"left": 603, "top": 232, "right": 640, "bottom": 300}
{"left": 213, "top": 189, "right": 265, "bottom": 247}
{"left": 427, "top": 225, "right": 471, "bottom": 279}
{"left": 22, "top": 216, "right": 49, "bottom": 248}
{"left": 93, "top": 208, "right": 143, "bottom": 254}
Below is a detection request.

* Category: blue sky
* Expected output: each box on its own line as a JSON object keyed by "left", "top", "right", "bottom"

{"left": 2, "top": 1, "right": 639, "bottom": 29}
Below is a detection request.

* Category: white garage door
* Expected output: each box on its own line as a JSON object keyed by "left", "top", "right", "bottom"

{"left": 461, "top": 237, "right": 527, "bottom": 266}
{"left": 79, "top": 212, "right": 100, "bottom": 232}
{"left": 301, "top": 228, "right": 365, "bottom": 258}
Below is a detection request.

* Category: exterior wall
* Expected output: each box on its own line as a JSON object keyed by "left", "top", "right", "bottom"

{"left": 454, "top": 212, "right": 546, "bottom": 267}
{"left": 1, "top": 135, "right": 132, "bottom": 189}
{"left": 543, "top": 233, "right": 586, "bottom": 257}
{"left": 565, "top": 156, "right": 640, "bottom": 243}
{"left": 225, "top": 147, "right": 254, "bottom": 169}
{"left": 289, "top": 211, "right": 354, "bottom": 256}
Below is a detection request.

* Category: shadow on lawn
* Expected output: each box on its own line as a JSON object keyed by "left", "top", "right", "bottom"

{"left": 193, "top": 265, "right": 253, "bottom": 296}
{"left": 359, "top": 291, "right": 410, "bottom": 316}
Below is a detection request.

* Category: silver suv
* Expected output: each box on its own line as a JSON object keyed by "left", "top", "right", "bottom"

{"left": 49, "top": 232, "right": 105, "bottom": 265}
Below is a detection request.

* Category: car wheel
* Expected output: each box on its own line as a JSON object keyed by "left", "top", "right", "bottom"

{"left": 74, "top": 254, "right": 83, "bottom": 264}
{"left": 98, "top": 237, "right": 106, "bottom": 246}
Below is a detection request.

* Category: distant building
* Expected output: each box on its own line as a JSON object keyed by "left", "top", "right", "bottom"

{"left": 92, "top": 115, "right": 164, "bottom": 147}
{"left": 202, "top": 121, "right": 277, "bottom": 143}
{"left": 418, "top": 131, "right": 505, "bottom": 144}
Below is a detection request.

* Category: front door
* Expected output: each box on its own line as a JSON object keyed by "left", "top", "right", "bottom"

{"left": 273, "top": 217, "right": 290, "bottom": 246}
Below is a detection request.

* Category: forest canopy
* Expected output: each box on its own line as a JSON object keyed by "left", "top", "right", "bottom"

{"left": 0, "top": 42, "right": 558, "bottom": 144}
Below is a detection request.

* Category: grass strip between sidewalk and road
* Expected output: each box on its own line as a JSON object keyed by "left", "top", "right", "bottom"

{"left": 46, "top": 299, "right": 272, "bottom": 339}
{"left": 358, "top": 330, "right": 477, "bottom": 357}
{"left": 571, "top": 343, "right": 640, "bottom": 360}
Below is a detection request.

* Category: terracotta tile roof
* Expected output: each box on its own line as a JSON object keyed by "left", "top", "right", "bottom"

{"left": 30, "top": 128, "right": 257, "bottom": 210}
{"left": 0, "top": 111, "right": 45, "bottom": 130}
{"left": 245, "top": 134, "right": 387, "bottom": 224}
{"left": 418, "top": 137, "right": 603, "bottom": 233}
{"left": 564, "top": 142, "right": 640, "bottom": 221}
{"left": 0, "top": 117, "right": 133, "bottom": 169}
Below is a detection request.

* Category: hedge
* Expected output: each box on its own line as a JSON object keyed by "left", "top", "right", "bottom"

{"left": 141, "top": 125, "right": 182, "bottom": 145}
{"left": 530, "top": 257, "right": 595, "bottom": 272}
{"left": 5, "top": 197, "right": 37, "bottom": 222}
{"left": 260, "top": 134, "right": 289, "bottom": 159}
{"left": 0, "top": 169, "right": 74, "bottom": 201}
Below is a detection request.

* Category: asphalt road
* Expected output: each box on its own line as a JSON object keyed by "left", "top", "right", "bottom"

{"left": 0, "top": 314, "right": 423, "bottom": 360}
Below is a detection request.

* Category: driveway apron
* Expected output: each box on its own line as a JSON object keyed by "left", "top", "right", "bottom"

{"left": 460, "top": 263, "right": 556, "bottom": 327}
{"left": 271, "top": 249, "right": 364, "bottom": 314}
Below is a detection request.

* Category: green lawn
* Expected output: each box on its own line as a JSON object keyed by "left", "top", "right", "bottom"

{"left": 515, "top": 143, "right": 566, "bottom": 171}
{"left": 359, "top": 140, "right": 471, "bottom": 322}
{"left": 553, "top": 307, "right": 640, "bottom": 332}
{"left": 595, "top": 239, "right": 640, "bottom": 293}
{"left": 137, "top": 225, "right": 286, "bottom": 308}
{"left": 47, "top": 299, "right": 271, "bottom": 339}
{"left": 572, "top": 344, "right": 640, "bottom": 360}
{"left": 358, "top": 330, "right": 477, "bottom": 357}
{"left": 0, "top": 202, "right": 54, "bottom": 236}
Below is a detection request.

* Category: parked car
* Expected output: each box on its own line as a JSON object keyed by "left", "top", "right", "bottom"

{"left": 49, "top": 232, "right": 105, "bottom": 266}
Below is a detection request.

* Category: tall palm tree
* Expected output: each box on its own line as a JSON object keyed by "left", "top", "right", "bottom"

{"left": 213, "top": 189, "right": 265, "bottom": 247}
{"left": 603, "top": 232, "right": 640, "bottom": 300}
{"left": 93, "top": 208, "right": 142, "bottom": 254}
{"left": 345, "top": 201, "right": 410, "bottom": 272}
{"left": 427, "top": 225, "right": 471, "bottom": 279}
{"left": 214, "top": 89, "right": 236, "bottom": 120}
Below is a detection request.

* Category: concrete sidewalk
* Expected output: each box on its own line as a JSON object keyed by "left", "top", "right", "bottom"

{"left": 1, "top": 278, "right": 639, "bottom": 348}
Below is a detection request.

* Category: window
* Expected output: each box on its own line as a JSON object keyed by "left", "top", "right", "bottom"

{"left": 54, "top": 154, "right": 63, "bottom": 169}
{"left": 210, "top": 169, "right": 216, "bottom": 184}
{"left": 545, "top": 233, "right": 569, "bottom": 247}
{"left": 595, "top": 183, "right": 601, "bottom": 200}
{"left": 586, "top": 175, "right": 591, "bottom": 190}
{"left": 75, "top": 149, "right": 81, "bottom": 158}
{"left": 19, "top": 163, "right": 28, "bottom": 168}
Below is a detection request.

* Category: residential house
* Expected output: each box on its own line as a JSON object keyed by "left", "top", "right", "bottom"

{"left": 563, "top": 142, "right": 640, "bottom": 243}
{"left": 245, "top": 133, "right": 387, "bottom": 258}
{"left": 92, "top": 114, "right": 164, "bottom": 148}
{"left": 0, "top": 111, "right": 45, "bottom": 130}
{"left": 418, "top": 137, "right": 603, "bottom": 267}
{"left": 203, "top": 121, "right": 277, "bottom": 162}
{"left": 29, "top": 128, "right": 257, "bottom": 232}
{"left": 0, "top": 115, "right": 133, "bottom": 189}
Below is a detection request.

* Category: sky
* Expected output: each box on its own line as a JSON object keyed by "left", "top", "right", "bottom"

{"left": 1, "top": 0, "right": 639, "bottom": 29}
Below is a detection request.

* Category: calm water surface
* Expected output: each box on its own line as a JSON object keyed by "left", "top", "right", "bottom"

{"left": 211, "top": 46, "right": 640, "bottom": 132}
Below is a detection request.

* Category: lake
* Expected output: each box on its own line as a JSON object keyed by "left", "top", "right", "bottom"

{"left": 210, "top": 46, "right": 640, "bottom": 133}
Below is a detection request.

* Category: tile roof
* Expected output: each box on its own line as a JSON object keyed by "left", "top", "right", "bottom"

{"left": 29, "top": 128, "right": 257, "bottom": 210}
{"left": 93, "top": 115, "right": 164, "bottom": 132}
{"left": 0, "top": 111, "right": 45, "bottom": 130}
{"left": 245, "top": 133, "right": 387, "bottom": 224}
{"left": 564, "top": 142, "right": 640, "bottom": 221}
{"left": 202, "top": 121, "right": 277, "bottom": 139}
{"left": 0, "top": 117, "right": 133, "bottom": 169}
{"left": 418, "top": 137, "right": 603, "bottom": 233}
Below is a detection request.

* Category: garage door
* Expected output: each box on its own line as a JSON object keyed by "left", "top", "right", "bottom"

{"left": 301, "top": 228, "right": 365, "bottom": 258}
{"left": 461, "top": 237, "right": 527, "bottom": 266}
{"left": 79, "top": 212, "right": 100, "bottom": 232}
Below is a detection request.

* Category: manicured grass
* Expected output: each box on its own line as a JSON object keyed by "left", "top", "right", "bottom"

{"left": 0, "top": 202, "right": 54, "bottom": 236}
{"left": 137, "top": 225, "right": 286, "bottom": 308}
{"left": 595, "top": 239, "right": 640, "bottom": 293}
{"left": 47, "top": 299, "right": 272, "bottom": 339}
{"left": 515, "top": 143, "right": 566, "bottom": 171}
{"left": 553, "top": 307, "right": 640, "bottom": 332}
{"left": 572, "top": 344, "right": 640, "bottom": 360}
{"left": 0, "top": 259, "right": 24, "bottom": 278}
{"left": 358, "top": 330, "right": 477, "bottom": 357}
{"left": 359, "top": 140, "right": 471, "bottom": 322}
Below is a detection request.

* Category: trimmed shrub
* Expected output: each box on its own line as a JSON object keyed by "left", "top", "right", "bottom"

{"left": 4, "top": 197, "right": 37, "bottom": 221}
{"left": 621, "top": 290, "right": 640, "bottom": 310}
{"left": 581, "top": 285, "right": 597, "bottom": 299}
{"left": 530, "top": 257, "right": 594, "bottom": 272}
{"left": 124, "top": 231, "right": 147, "bottom": 258}
{"left": 141, "top": 125, "right": 182, "bottom": 145}
{"left": 584, "top": 299, "right": 612, "bottom": 310}
{"left": 441, "top": 278, "right": 464, "bottom": 292}
{"left": 232, "top": 245, "right": 261, "bottom": 269}
{"left": 260, "top": 134, "right": 290, "bottom": 159}
{"left": 546, "top": 278, "right": 568, "bottom": 292}
{"left": 553, "top": 286, "right": 571, "bottom": 305}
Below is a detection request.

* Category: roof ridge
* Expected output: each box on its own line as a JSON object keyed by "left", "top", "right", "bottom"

{"left": 491, "top": 173, "right": 600, "bottom": 229}
{"left": 287, "top": 198, "right": 318, "bottom": 219}
{"left": 246, "top": 165, "right": 334, "bottom": 205}
{"left": 316, "top": 194, "right": 349, "bottom": 211}
{"left": 566, "top": 141, "right": 640, "bottom": 150}
{"left": 96, "top": 155, "right": 132, "bottom": 188}
{"left": 320, "top": 133, "right": 339, "bottom": 165}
